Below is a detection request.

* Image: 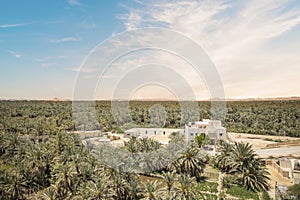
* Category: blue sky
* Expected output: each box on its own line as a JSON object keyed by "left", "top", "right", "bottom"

{"left": 1, "top": 0, "right": 300, "bottom": 100}
{"left": 0, "top": 0, "right": 127, "bottom": 99}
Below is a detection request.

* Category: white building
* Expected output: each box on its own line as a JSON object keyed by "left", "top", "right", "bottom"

{"left": 184, "top": 119, "right": 226, "bottom": 143}
{"left": 124, "top": 119, "right": 226, "bottom": 145}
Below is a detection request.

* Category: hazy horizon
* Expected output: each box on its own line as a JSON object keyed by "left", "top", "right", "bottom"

{"left": 2, "top": 96, "right": 300, "bottom": 101}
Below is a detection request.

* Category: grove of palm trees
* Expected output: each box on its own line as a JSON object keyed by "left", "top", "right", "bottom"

{"left": 1, "top": 130, "right": 272, "bottom": 199}
{"left": 1, "top": 100, "right": 299, "bottom": 199}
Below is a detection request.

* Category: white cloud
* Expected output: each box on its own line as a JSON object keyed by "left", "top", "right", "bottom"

{"left": 49, "top": 37, "right": 81, "bottom": 43}
{"left": 41, "top": 63, "right": 56, "bottom": 68}
{"left": 67, "top": 0, "right": 81, "bottom": 6}
{"left": 8, "top": 50, "right": 22, "bottom": 59}
{"left": 117, "top": 0, "right": 300, "bottom": 98}
{"left": 0, "top": 23, "right": 25, "bottom": 28}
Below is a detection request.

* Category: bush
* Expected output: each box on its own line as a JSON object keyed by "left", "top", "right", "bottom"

{"left": 199, "top": 193, "right": 218, "bottom": 200}
{"left": 222, "top": 175, "right": 236, "bottom": 189}
{"left": 197, "top": 181, "right": 218, "bottom": 193}
{"left": 262, "top": 191, "right": 271, "bottom": 200}
{"left": 226, "top": 185, "right": 259, "bottom": 200}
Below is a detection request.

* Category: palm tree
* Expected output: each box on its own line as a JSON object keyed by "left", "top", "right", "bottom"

{"left": 161, "top": 171, "right": 177, "bottom": 198}
{"left": 217, "top": 142, "right": 270, "bottom": 192}
{"left": 124, "top": 137, "right": 138, "bottom": 154}
{"left": 174, "top": 145, "right": 205, "bottom": 179}
{"left": 142, "top": 180, "right": 163, "bottom": 200}
{"left": 41, "top": 185, "right": 60, "bottom": 200}
{"left": 240, "top": 165, "right": 270, "bottom": 192}
{"left": 214, "top": 140, "right": 233, "bottom": 172}
{"left": 111, "top": 173, "right": 130, "bottom": 200}
{"left": 125, "top": 173, "right": 143, "bottom": 199}
{"left": 229, "top": 142, "right": 257, "bottom": 173}
{"left": 1, "top": 171, "right": 28, "bottom": 200}
{"left": 176, "top": 174, "right": 199, "bottom": 200}
{"left": 84, "top": 178, "right": 114, "bottom": 200}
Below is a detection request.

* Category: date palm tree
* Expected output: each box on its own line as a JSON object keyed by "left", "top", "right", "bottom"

{"left": 230, "top": 142, "right": 269, "bottom": 191}
{"left": 214, "top": 140, "right": 233, "bottom": 173}
{"left": 176, "top": 174, "right": 199, "bottom": 200}
{"left": 142, "top": 180, "right": 163, "bottom": 200}
{"left": 84, "top": 177, "right": 114, "bottom": 200}
{"left": 174, "top": 145, "right": 205, "bottom": 179}
{"left": 161, "top": 171, "right": 177, "bottom": 198}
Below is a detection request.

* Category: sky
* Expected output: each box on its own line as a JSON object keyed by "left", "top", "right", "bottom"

{"left": 1, "top": 0, "right": 300, "bottom": 100}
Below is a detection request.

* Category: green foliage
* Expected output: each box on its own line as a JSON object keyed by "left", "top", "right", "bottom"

{"left": 200, "top": 193, "right": 218, "bottom": 200}
{"left": 197, "top": 181, "right": 218, "bottom": 193}
{"left": 226, "top": 185, "right": 260, "bottom": 200}
{"left": 195, "top": 134, "right": 211, "bottom": 148}
{"left": 124, "top": 137, "right": 161, "bottom": 153}
{"left": 262, "top": 191, "right": 272, "bottom": 200}
{"left": 285, "top": 183, "right": 300, "bottom": 199}
{"left": 169, "top": 132, "right": 185, "bottom": 144}
{"left": 0, "top": 100, "right": 298, "bottom": 199}
{"left": 215, "top": 141, "right": 270, "bottom": 192}
{"left": 168, "top": 145, "right": 206, "bottom": 179}
{"left": 1, "top": 100, "right": 300, "bottom": 137}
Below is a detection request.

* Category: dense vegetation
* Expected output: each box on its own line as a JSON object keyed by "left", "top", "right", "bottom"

{"left": 1, "top": 130, "right": 272, "bottom": 199}
{"left": 214, "top": 141, "right": 270, "bottom": 192}
{"left": 0, "top": 100, "right": 299, "bottom": 137}
{"left": 0, "top": 100, "right": 298, "bottom": 199}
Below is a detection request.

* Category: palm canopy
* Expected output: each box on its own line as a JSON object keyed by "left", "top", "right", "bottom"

{"left": 214, "top": 141, "right": 270, "bottom": 192}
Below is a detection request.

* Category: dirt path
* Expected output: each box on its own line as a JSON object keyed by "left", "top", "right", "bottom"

{"left": 217, "top": 172, "right": 224, "bottom": 198}
{"left": 228, "top": 132, "right": 300, "bottom": 150}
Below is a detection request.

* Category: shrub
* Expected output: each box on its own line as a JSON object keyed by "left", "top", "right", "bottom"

{"left": 197, "top": 181, "right": 218, "bottom": 193}
{"left": 226, "top": 185, "right": 259, "bottom": 200}
{"left": 262, "top": 191, "right": 271, "bottom": 200}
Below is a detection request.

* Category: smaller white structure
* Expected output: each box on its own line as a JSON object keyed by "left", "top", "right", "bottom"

{"left": 277, "top": 158, "right": 300, "bottom": 184}
{"left": 184, "top": 119, "right": 226, "bottom": 143}
{"left": 124, "top": 128, "right": 183, "bottom": 138}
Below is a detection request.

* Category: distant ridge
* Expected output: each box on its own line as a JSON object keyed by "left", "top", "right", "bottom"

{"left": 1, "top": 96, "right": 299, "bottom": 101}
{"left": 51, "top": 97, "right": 70, "bottom": 102}
{"left": 225, "top": 96, "right": 300, "bottom": 101}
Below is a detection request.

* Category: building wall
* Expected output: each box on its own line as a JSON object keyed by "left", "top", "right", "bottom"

{"left": 184, "top": 120, "right": 226, "bottom": 143}
{"left": 125, "top": 128, "right": 183, "bottom": 138}
{"left": 293, "top": 171, "right": 300, "bottom": 184}
{"left": 280, "top": 158, "right": 292, "bottom": 169}
{"left": 268, "top": 160, "right": 290, "bottom": 178}
{"left": 125, "top": 120, "right": 226, "bottom": 144}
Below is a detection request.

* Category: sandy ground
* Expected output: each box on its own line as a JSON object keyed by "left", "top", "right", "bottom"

{"left": 228, "top": 132, "right": 300, "bottom": 149}
{"left": 149, "top": 135, "right": 170, "bottom": 143}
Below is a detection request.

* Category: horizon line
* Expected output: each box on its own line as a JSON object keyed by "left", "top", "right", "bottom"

{"left": 1, "top": 96, "right": 300, "bottom": 102}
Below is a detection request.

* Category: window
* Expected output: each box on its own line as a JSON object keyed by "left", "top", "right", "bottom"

{"left": 190, "top": 133, "right": 194, "bottom": 136}
{"left": 145, "top": 130, "right": 147, "bottom": 134}
{"left": 154, "top": 131, "right": 156, "bottom": 135}
{"left": 163, "top": 131, "right": 165, "bottom": 135}
{"left": 220, "top": 133, "right": 223, "bottom": 136}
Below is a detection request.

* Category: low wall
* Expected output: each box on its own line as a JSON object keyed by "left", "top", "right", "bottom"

{"left": 266, "top": 141, "right": 300, "bottom": 148}
{"left": 267, "top": 160, "right": 290, "bottom": 178}
{"left": 293, "top": 170, "right": 300, "bottom": 184}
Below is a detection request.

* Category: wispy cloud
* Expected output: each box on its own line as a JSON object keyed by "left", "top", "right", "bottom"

{"left": 7, "top": 50, "right": 22, "bottom": 59}
{"left": 0, "top": 23, "right": 26, "bottom": 28}
{"left": 117, "top": 0, "right": 300, "bottom": 98}
{"left": 67, "top": 0, "right": 81, "bottom": 6}
{"left": 41, "top": 63, "right": 57, "bottom": 68}
{"left": 68, "top": 66, "right": 82, "bottom": 72}
{"left": 49, "top": 36, "right": 81, "bottom": 43}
